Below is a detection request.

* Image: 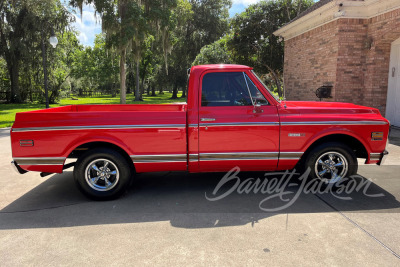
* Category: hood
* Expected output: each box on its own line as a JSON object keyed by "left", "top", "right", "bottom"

{"left": 283, "top": 101, "right": 381, "bottom": 115}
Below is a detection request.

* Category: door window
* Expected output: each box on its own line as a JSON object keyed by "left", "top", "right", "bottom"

{"left": 245, "top": 74, "right": 269, "bottom": 105}
{"left": 201, "top": 72, "right": 268, "bottom": 106}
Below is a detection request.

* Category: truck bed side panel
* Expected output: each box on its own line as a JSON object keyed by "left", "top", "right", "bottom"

{"left": 11, "top": 106, "right": 187, "bottom": 173}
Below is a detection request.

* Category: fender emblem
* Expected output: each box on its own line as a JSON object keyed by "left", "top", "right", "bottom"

{"left": 288, "top": 133, "right": 305, "bottom": 137}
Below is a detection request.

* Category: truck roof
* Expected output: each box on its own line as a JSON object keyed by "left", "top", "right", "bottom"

{"left": 191, "top": 64, "right": 252, "bottom": 73}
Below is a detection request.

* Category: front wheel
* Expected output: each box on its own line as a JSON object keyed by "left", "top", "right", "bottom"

{"left": 304, "top": 142, "right": 358, "bottom": 185}
{"left": 74, "top": 148, "right": 132, "bottom": 200}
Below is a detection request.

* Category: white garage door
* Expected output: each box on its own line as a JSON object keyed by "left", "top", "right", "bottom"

{"left": 387, "top": 38, "right": 400, "bottom": 127}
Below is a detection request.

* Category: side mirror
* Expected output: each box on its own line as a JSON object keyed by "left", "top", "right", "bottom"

{"left": 253, "top": 99, "right": 263, "bottom": 113}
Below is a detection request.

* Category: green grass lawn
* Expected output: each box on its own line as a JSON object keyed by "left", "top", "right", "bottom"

{"left": 0, "top": 92, "right": 187, "bottom": 128}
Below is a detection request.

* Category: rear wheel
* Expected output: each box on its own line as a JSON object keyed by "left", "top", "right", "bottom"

{"left": 74, "top": 148, "right": 132, "bottom": 200}
{"left": 304, "top": 142, "right": 357, "bottom": 185}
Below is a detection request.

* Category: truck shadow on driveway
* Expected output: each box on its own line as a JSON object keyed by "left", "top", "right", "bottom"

{"left": 1, "top": 166, "right": 400, "bottom": 230}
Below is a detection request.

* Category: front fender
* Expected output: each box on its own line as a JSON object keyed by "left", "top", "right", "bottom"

{"left": 301, "top": 127, "right": 372, "bottom": 155}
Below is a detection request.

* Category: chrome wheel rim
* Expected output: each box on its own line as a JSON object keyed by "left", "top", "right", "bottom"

{"left": 314, "top": 151, "right": 348, "bottom": 184}
{"left": 85, "top": 159, "right": 119, "bottom": 191}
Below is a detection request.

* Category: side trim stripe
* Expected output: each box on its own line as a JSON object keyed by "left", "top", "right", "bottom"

{"left": 200, "top": 152, "right": 279, "bottom": 160}
{"left": 12, "top": 121, "right": 386, "bottom": 132}
{"left": 131, "top": 154, "right": 187, "bottom": 163}
{"left": 280, "top": 152, "right": 304, "bottom": 157}
{"left": 281, "top": 121, "right": 388, "bottom": 126}
{"left": 129, "top": 152, "right": 304, "bottom": 163}
{"left": 200, "top": 122, "right": 279, "bottom": 127}
{"left": 12, "top": 124, "right": 186, "bottom": 132}
{"left": 13, "top": 157, "right": 65, "bottom": 165}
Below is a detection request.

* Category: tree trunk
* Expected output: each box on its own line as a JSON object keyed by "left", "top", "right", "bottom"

{"left": 126, "top": 67, "right": 132, "bottom": 94}
{"left": 112, "top": 83, "right": 116, "bottom": 97}
{"left": 120, "top": 48, "right": 127, "bottom": 104}
{"left": 147, "top": 85, "right": 150, "bottom": 95}
{"left": 263, "top": 63, "right": 283, "bottom": 98}
{"left": 8, "top": 61, "right": 21, "bottom": 103}
{"left": 140, "top": 65, "right": 147, "bottom": 97}
{"left": 29, "top": 75, "right": 33, "bottom": 102}
{"left": 151, "top": 86, "right": 156, "bottom": 96}
{"left": 171, "top": 82, "right": 178, "bottom": 99}
{"left": 140, "top": 77, "right": 145, "bottom": 97}
{"left": 134, "top": 60, "right": 141, "bottom": 101}
{"left": 42, "top": 35, "right": 49, "bottom": 108}
{"left": 181, "top": 87, "right": 186, "bottom": 98}
{"left": 159, "top": 87, "right": 164, "bottom": 94}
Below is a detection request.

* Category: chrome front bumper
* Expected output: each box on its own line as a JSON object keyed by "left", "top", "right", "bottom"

{"left": 11, "top": 161, "right": 27, "bottom": 174}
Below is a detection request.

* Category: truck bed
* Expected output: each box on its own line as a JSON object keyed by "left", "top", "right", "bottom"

{"left": 11, "top": 104, "right": 188, "bottom": 174}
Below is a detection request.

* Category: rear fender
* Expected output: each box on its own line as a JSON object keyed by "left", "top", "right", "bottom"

{"left": 63, "top": 135, "right": 134, "bottom": 160}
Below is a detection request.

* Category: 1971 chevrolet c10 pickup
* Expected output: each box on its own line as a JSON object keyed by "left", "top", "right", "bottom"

{"left": 10, "top": 64, "right": 390, "bottom": 200}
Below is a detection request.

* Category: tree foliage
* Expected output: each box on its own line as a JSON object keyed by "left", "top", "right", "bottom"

{"left": 166, "top": 0, "right": 231, "bottom": 98}
{"left": 0, "top": 0, "right": 74, "bottom": 103}
{"left": 228, "top": 0, "right": 314, "bottom": 97}
{"left": 69, "top": 0, "right": 177, "bottom": 103}
{"left": 72, "top": 34, "right": 119, "bottom": 95}
{"left": 0, "top": 0, "right": 318, "bottom": 105}
{"left": 192, "top": 36, "right": 232, "bottom": 65}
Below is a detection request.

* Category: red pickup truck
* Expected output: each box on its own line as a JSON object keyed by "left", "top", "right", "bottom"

{"left": 10, "top": 64, "right": 390, "bottom": 200}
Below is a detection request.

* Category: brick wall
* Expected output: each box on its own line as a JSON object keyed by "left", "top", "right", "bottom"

{"left": 363, "top": 9, "right": 400, "bottom": 115}
{"left": 283, "top": 8, "right": 400, "bottom": 115}
{"left": 335, "top": 19, "right": 368, "bottom": 106}
{"left": 284, "top": 21, "right": 339, "bottom": 101}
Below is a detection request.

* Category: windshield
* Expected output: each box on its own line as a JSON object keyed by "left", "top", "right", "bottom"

{"left": 251, "top": 70, "right": 280, "bottom": 102}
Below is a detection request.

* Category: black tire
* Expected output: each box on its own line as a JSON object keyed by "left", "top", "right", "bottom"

{"left": 304, "top": 142, "right": 358, "bottom": 185}
{"left": 74, "top": 148, "right": 132, "bottom": 200}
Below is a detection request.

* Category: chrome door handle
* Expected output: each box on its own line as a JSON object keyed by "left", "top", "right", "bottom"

{"left": 201, "top": 118, "right": 216, "bottom": 122}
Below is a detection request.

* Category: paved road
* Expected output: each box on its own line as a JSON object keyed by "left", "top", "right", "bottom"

{"left": 0, "top": 128, "right": 399, "bottom": 266}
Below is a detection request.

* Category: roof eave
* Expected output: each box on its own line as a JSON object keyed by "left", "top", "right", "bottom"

{"left": 273, "top": 1, "right": 337, "bottom": 39}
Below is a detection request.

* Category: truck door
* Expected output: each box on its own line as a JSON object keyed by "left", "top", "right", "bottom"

{"left": 198, "top": 70, "right": 280, "bottom": 172}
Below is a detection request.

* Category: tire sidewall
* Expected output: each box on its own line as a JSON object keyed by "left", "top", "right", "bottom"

{"left": 74, "top": 148, "right": 132, "bottom": 200}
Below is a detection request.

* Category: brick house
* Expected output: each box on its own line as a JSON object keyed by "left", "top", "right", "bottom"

{"left": 274, "top": 0, "right": 400, "bottom": 127}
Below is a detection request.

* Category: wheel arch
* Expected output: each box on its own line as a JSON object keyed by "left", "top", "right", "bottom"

{"left": 67, "top": 140, "right": 135, "bottom": 172}
{"left": 300, "top": 133, "right": 369, "bottom": 164}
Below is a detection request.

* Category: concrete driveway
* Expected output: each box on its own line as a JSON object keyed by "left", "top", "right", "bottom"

{"left": 0, "top": 128, "right": 399, "bottom": 266}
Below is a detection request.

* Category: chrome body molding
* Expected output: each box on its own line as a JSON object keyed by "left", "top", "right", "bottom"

{"left": 199, "top": 122, "right": 280, "bottom": 127}
{"left": 279, "top": 152, "right": 304, "bottom": 160}
{"left": 369, "top": 153, "right": 382, "bottom": 160}
{"left": 199, "top": 152, "right": 279, "bottom": 161}
{"left": 189, "top": 154, "right": 199, "bottom": 161}
{"left": 12, "top": 124, "right": 186, "bottom": 132}
{"left": 129, "top": 152, "right": 304, "bottom": 163}
{"left": 188, "top": 124, "right": 198, "bottom": 128}
{"left": 13, "top": 157, "right": 66, "bottom": 165}
{"left": 12, "top": 121, "right": 386, "bottom": 133}
{"left": 12, "top": 121, "right": 387, "bottom": 132}
{"left": 130, "top": 154, "right": 187, "bottom": 163}
{"left": 281, "top": 121, "right": 388, "bottom": 126}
